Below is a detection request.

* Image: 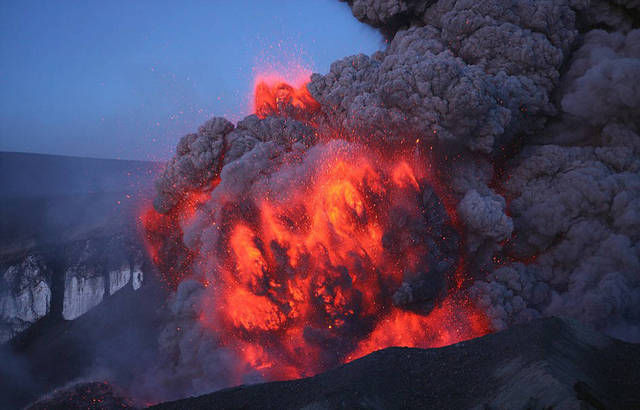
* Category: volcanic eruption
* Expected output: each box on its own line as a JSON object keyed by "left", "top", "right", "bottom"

{"left": 142, "top": 74, "right": 489, "bottom": 391}
{"left": 2, "top": 1, "right": 640, "bottom": 409}
{"left": 140, "top": 0, "right": 640, "bottom": 403}
{"left": 198, "top": 141, "right": 491, "bottom": 380}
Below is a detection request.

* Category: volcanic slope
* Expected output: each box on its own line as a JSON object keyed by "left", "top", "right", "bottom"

{"left": 151, "top": 317, "right": 640, "bottom": 410}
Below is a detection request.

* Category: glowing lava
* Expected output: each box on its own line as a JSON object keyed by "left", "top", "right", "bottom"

{"left": 140, "top": 68, "right": 489, "bottom": 385}
{"left": 190, "top": 144, "right": 489, "bottom": 382}
{"left": 140, "top": 190, "right": 210, "bottom": 288}
{"left": 252, "top": 71, "right": 319, "bottom": 119}
{"left": 349, "top": 296, "right": 489, "bottom": 362}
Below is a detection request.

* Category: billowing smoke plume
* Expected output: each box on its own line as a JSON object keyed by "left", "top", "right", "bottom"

{"left": 327, "top": 0, "right": 639, "bottom": 342}
{"left": 472, "top": 27, "right": 640, "bottom": 339}
{"left": 315, "top": 0, "right": 578, "bottom": 153}
{"left": 140, "top": 0, "right": 640, "bottom": 403}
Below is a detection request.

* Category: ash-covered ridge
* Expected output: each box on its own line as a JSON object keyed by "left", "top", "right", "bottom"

{"left": 26, "top": 318, "right": 640, "bottom": 409}
{"left": 152, "top": 317, "right": 640, "bottom": 410}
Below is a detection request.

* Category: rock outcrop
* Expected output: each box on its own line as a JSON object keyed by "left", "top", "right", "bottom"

{"left": 0, "top": 256, "right": 52, "bottom": 343}
{"left": 0, "top": 152, "right": 155, "bottom": 343}
{"left": 61, "top": 240, "right": 146, "bottom": 321}
{"left": 0, "top": 242, "right": 146, "bottom": 340}
{"left": 62, "top": 266, "right": 106, "bottom": 321}
{"left": 109, "top": 264, "right": 131, "bottom": 295}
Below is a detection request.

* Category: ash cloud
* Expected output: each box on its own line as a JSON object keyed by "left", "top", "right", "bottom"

{"left": 332, "top": 0, "right": 639, "bottom": 343}
{"left": 315, "top": 0, "right": 578, "bottom": 153}
{"left": 153, "top": 118, "right": 233, "bottom": 214}
{"left": 153, "top": 116, "right": 316, "bottom": 214}
{"left": 470, "top": 29, "right": 640, "bottom": 339}
{"left": 343, "top": 0, "right": 436, "bottom": 38}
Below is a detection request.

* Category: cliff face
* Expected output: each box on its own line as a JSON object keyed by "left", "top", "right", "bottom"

{"left": 0, "top": 237, "right": 147, "bottom": 342}
{"left": 61, "top": 258, "right": 146, "bottom": 321}
{"left": 0, "top": 256, "right": 51, "bottom": 342}
{"left": 62, "top": 266, "right": 106, "bottom": 321}
{"left": 60, "top": 236, "right": 146, "bottom": 321}
{"left": 0, "top": 261, "right": 166, "bottom": 410}
{"left": 0, "top": 152, "right": 157, "bottom": 343}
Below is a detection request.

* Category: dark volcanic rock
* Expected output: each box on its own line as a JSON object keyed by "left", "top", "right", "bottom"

{"left": 0, "top": 278, "right": 166, "bottom": 409}
{"left": 151, "top": 317, "right": 640, "bottom": 410}
{"left": 26, "top": 381, "right": 134, "bottom": 410}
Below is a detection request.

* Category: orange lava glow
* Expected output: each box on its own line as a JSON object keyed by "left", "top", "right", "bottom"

{"left": 252, "top": 71, "right": 319, "bottom": 118}
{"left": 348, "top": 296, "right": 490, "bottom": 362}
{"left": 137, "top": 60, "right": 494, "bottom": 389}
{"left": 193, "top": 146, "right": 490, "bottom": 383}
{"left": 140, "top": 190, "right": 211, "bottom": 288}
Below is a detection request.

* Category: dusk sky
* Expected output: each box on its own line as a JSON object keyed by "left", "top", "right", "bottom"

{"left": 0, "top": 1, "right": 382, "bottom": 161}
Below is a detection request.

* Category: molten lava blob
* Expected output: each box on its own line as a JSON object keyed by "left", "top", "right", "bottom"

{"left": 191, "top": 142, "right": 489, "bottom": 382}
{"left": 252, "top": 72, "right": 320, "bottom": 119}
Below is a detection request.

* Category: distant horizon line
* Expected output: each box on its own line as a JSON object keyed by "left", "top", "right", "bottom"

{"left": 0, "top": 150, "right": 164, "bottom": 163}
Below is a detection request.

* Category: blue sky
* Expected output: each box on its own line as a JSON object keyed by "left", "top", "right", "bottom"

{"left": 0, "top": 1, "right": 381, "bottom": 160}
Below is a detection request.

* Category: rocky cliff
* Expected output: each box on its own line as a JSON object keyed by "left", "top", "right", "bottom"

{"left": 0, "top": 152, "right": 157, "bottom": 343}
{"left": 0, "top": 256, "right": 51, "bottom": 342}
{"left": 0, "top": 234, "right": 149, "bottom": 342}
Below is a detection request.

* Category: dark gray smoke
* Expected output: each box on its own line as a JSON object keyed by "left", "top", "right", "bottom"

{"left": 322, "top": 0, "right": 639, "bottom": 343}
{"left": 153, "top": 116, "right": 317, "bottom": 214}
{"left": 320, "top": 0, "right": 578, "bottom": 151}
{"left": 472, "top": 28, "right": 640, "bottom": 340}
